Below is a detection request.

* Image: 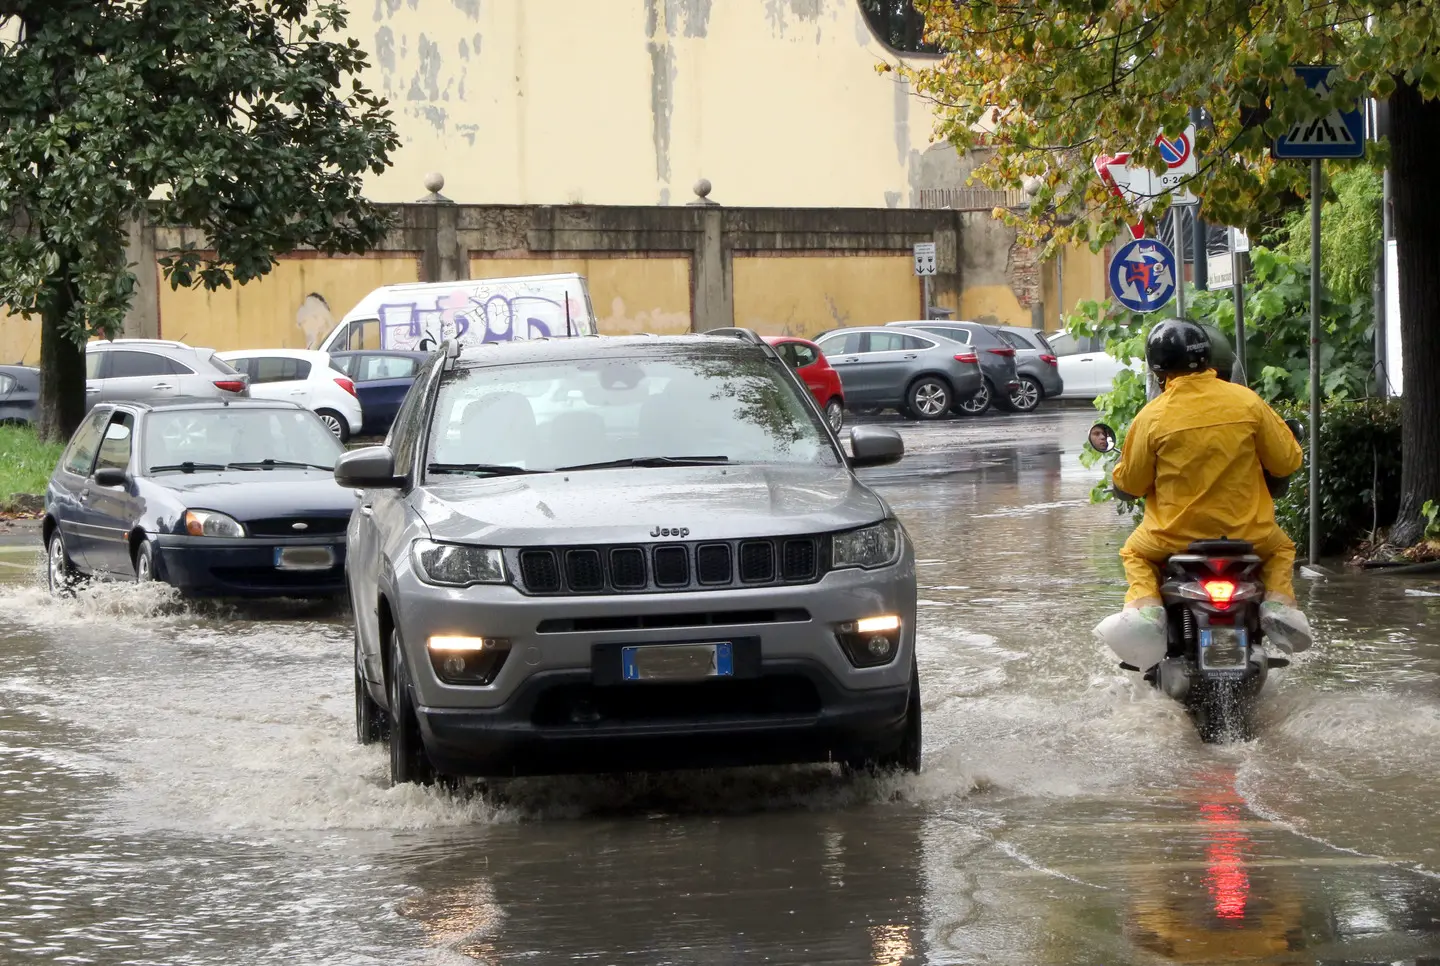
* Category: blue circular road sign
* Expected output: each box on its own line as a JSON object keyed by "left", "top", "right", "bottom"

{"left": 1109, "top": 238, "right": 1178, "bottom": 313}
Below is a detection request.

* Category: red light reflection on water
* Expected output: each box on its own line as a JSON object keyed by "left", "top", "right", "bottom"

{"left": 1199, "top": 801, "right": 1250, "bottom": 921}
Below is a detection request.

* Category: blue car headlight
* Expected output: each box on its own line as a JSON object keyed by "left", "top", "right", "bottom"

{"left": 183, "top": 509, "right": 246, "bottom": 538}
{"left": 831, "top": 519, "right": 901, "bottom": 570}
{"left": 411, "top": 539, "right": 507, "bottom": 587}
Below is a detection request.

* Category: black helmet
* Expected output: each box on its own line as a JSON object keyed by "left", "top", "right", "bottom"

{"left": 1145, "top": 318, "right": 1212, "bottom": 375}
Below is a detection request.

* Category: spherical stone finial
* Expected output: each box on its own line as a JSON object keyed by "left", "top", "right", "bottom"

{"left": 423, "top": 171, "right": 446, "bottom": 194}
{"left": 694, "top": 178, "right": 712, "bottom": 199}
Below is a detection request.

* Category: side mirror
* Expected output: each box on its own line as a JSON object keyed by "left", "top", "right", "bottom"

{"left": 849, "top": 426, "right": 904, "bottom": 468}
{"left": 1284, "top": 418, "right": 1306, "bottom": 444}
{"left": 93, "top": 467, "right": 127, "bottom": 487}
{"left": 1089, "top": 422, "right": 1117, "bottom": 454}
{"left": 335, "top": 445, "right": 400, "bottom": 489}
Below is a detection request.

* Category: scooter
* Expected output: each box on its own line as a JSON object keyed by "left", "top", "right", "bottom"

{"left": 1088, "top": 419, "right": 1304, "bottom": 743}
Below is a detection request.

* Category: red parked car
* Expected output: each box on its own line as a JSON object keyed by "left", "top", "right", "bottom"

{"left": 763, "top": 336, "right": 846, "bottom": 431}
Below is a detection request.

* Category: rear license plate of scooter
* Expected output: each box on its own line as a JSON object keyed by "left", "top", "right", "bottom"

{"left": 274, "top": 546, "right": 335, "bottom": 571}
{"left": 622, "top": 643, "right": 734, "bottom": 682}
{"left": 1199, "top": 627, "right": 1247, "bottom": 670}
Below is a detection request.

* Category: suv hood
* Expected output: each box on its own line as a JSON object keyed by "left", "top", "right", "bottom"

{"left": 416, "top": 464, "right": 887, "bottom": 546}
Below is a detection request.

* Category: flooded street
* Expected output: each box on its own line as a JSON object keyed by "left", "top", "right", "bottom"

{"left": 2, "top": 408, "right": 1439, "bottom": 965}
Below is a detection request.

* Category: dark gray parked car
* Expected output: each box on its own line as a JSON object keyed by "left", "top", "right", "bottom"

{"left": 339, "top": 331, "right": 922, "bottom": 783}
{"left": 813, "top": 327, "right": 984, "bottom": 420}
{"left": 993, "top": 326, "right": 1064, "bottom": 411}
{"left": 0, "top": 365, "right": 39, "bottom": 424}
{"left": 884, "top": 321, "right": 1023, "bottom": 415}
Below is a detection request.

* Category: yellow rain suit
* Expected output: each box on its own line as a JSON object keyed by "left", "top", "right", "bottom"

{"left": 1111, "top": 370, "right": 1304, "bottom": 606}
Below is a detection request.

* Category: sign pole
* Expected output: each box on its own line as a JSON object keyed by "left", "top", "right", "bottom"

{"left": 922, "top": 274, "right": 932, "bottom": 320}
{"left": 1308, "top": 158, "right": 1322, "bottom": 565}
{"left": 1232, "top": 244, "right": 1248, "bottom": 383}
{"left": 1172, "top": 209, "right": 1187, "bottom": 319}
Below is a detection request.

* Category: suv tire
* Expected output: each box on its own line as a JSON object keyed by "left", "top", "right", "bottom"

{"left": 388, "top": 628, "right": 436, "bottom": 785}
{"left": 316, "top": 408, "right": 350, "bottom": 443}
{"left": 1008, "top": 376, "right": 1042, "bottom": 413}
{"left": 905, "top": 377, "right": 951, "bottom": 421}
{"left": 356, "top": 634, "right": 389, "bottom": 746}
{"left": 957, "top": 379, "right": 994, "bottom": 416}
{"left": 846, "top": 658, "right": 922, "bottom": 774}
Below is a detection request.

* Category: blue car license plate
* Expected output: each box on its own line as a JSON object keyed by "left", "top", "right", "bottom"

{"left": 622, "top": 643, "right": 734, "bottom": 682}
{"left": 1199, "top": 627, "right": 1247, "bottom": 670}
{"left": 274, "top": 546, "right": 335, "bottom": 571}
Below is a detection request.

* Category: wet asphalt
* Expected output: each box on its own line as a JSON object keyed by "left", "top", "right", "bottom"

{"left": 1, "top": 408, "right": 1438, "bottom": 965}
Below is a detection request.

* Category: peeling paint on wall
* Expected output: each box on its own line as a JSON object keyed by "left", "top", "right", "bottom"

{"left": 409, "top": 34, "right": 444, "bottom": 102}
{"left": 891, "top": 76, "right": 910, "bottom": 166}
{"left": 451, "top": 0, "right": 480, "bottom": 19}
{"left": 884, "top": 191, "right": 900, "bottom": 209}
{"left": 420, "top": 105, "right": 447, "bottom": 133}
{"left": 668, "top": 0, "right": 712, "bottom": 37}
{"left": 647, "top": 41, "right": 676, "bottom": 184}
{"left": 373, "top": 0, "right": 402, "bottom": 22}
{"left": 375, "top": 25, "right": 395, "bottom": 73}
{"left": 765, "top": 0, "right": 826, "bottom": 35}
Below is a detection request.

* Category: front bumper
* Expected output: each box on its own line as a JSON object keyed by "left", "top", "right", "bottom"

{"left": 153, "top": 534, "right": 347, "bottom": 597}
{"left": 387, "top": 556, "right": 917, "bottom": 774}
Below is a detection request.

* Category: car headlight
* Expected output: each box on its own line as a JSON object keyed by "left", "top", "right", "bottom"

{"left": 832, "top": 519, "right": 901, "bottom": 570}
{"left": 411, "top": 539, "right": 506, "bottom": 587}
{"left": 183, "top": 509, "right": 246, "bottom": 538}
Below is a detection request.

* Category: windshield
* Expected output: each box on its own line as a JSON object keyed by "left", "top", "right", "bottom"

{"left": 426, "top": 350, "right": 840, "bottom": 475}
{"left": 143, "top": 408, "right": 344, "bottom": 473}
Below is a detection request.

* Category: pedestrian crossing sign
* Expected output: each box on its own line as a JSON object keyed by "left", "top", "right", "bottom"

{"left": 1273, "top": 66, "right": 1366, "bottom": 159}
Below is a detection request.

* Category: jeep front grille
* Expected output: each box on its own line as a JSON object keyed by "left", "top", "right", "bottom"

{"left": 507, "top": 537, "right": 826, "bottom": 596}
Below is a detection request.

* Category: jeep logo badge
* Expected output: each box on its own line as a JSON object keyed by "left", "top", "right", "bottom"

{"left": 650, "top": 526, "right": 690, "bottom": 538}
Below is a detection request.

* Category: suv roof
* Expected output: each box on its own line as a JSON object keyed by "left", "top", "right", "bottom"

{"left": 448, "top": 333, "right": 782, "bottom": 368}
{"left": 101, "top": 397, "right": 307, "bottom": 414}
{"left": 88, "top": 338, "right": 191, "bottom": 350}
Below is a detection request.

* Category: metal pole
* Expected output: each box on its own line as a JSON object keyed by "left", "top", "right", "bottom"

{"left": 1308, "top": 159, "right": 1322, "bottom": 565}
{"left": 1232, "top": 244, "right": 1248, "bottom": 384}
{"left": 922, "top": 274, "right": 931, "bottom": 320}
{"left": 1377, "top": 165, "right": 1393, "bottom": 395}
{"left": 1172, "top": 209, "right": 1187, "bottom": 319}
{"left": 1190, "top": 107, "right": 1208, "bottom": 291}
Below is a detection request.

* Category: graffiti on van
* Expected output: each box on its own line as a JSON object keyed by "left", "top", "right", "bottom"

{"left": 377, "top": 286, "right": 589, "bottom": 351}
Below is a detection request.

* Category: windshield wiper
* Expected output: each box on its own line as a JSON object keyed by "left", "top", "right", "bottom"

{"left": 228, "top": 459, "right": 334, "bottom": 472}
{"left": 427, "top": 462, "right": 544, "bottom": 477}
{"left": 148, "top": 462, "right": 229, "bottom": 474}
{"left": 555, "top": 456, "right": 731, "bottom": 472}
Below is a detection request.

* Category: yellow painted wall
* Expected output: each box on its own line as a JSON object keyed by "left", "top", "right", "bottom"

{"left": 471, "top": 256, "right": 692, "bottom": 335}
{"left": 0, "top": 312, "right": 41, "bottom": 365}
{"left": 732, "top": 255, "right": 919, "bottom": 339}
{"left": 1041, "top": 241, "right": 1109, "bottom": 330}
{"left": 959, "top": 285, "right": 1030, "bottom": 329}
{"left": 158, "top": 255, "right": 421, "bottom": 351}
{"left": 347, "top": 0, "right": 940, "bottom": 208}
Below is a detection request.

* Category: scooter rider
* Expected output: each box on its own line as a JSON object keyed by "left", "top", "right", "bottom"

{"left": 1094, "top": 318, "right": 1313, "bottom": 663}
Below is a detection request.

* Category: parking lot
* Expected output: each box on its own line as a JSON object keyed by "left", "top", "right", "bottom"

{"left": 2, "top": 410, "right": 1439, "bottom": 964}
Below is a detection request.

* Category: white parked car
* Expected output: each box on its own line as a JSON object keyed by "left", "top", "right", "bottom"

{"left": 216, "top": 349, "right": 363, "bottom": 441}
{"left": 1046, "top": 331, "right": 1144, "bottom": 399}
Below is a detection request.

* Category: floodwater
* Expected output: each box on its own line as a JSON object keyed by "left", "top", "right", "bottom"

{"left": 2, "top": 409, "right": 1438, "bottom": 965}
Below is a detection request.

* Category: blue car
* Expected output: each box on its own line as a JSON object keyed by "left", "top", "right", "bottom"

{"left": 328, "top": 350, "right": 431, "bottom": 436}
{"left": 43, "top": 398, "right": 356, "bottom": 598}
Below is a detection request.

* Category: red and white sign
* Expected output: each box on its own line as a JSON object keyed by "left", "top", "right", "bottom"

{"left": 1094, "top": 124, "right": 1200, "bottom": 239}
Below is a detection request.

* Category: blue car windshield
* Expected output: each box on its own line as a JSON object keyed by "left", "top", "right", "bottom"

{"left": 144, "top": 409, "right": 344, "bottom": 473}
{"left": 427, "top": 351, "right": 839, "bottom": 474}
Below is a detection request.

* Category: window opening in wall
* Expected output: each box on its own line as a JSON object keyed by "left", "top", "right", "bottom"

{"left": 858, "top": 0, "right": 937, "bottom": 54}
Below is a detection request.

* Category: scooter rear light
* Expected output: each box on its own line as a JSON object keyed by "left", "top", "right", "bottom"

{"left": 954, "top": 352, "right": 979, "bottom": 364}
{"left": 1203, "top": 579, "right": 1237, "bottom": 609}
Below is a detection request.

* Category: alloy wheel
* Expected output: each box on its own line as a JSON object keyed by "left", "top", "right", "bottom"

{"left": 913, "top": 383, "right": 949, "bottom": 418}
{"left": 959, "top": 381, "right": 991, "bottom": 415}
{"left": 825, "top": 399, "right": 844, "bottom": 431}
{"left": 1009, "top": 378, "right": 1041, "bottom": 412}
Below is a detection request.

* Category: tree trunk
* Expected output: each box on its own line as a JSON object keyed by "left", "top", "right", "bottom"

{"left": 1386, "top": 80, "right": 1440, "bottom": 547}
{"left": 35, "top": 269, "right": 87, "bottom": 444}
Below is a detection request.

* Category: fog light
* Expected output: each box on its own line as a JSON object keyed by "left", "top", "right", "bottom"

{"left": 426, "top": 635, "right": 512, "bottom": 685}
{"left": 835, "top": 617, "right": 902, "bottom": 669}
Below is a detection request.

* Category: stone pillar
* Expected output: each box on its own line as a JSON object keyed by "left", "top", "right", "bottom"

{"left": 416, "top": 173, "right": 467, "bottom": 283}
{"left": 123, "top": 212, "right": 159, "bottom": 338}
{"left": 687, "top": 179, "right": 731, "bottom": 332}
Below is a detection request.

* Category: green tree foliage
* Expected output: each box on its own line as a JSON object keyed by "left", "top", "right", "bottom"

{"left": 0, "top": 1, "right": 398, "bottom": 440}
{"left": 898, "top": 0, "right": 1440, "bottom": 544}
{"left": 1278, "top": 166, "right": 1384, "bottom": 306}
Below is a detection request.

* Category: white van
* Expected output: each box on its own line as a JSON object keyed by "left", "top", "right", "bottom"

{"left": 318, "top": 273, "right": 597, "bottom": 353}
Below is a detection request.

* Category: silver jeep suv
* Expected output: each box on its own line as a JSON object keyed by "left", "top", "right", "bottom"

{"left": 337, "top": 331, "right": 920, "bottom": 784}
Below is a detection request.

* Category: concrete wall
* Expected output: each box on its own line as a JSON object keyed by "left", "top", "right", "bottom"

{"left": 99, "top": 195, "right": 1062, "bottom": 356}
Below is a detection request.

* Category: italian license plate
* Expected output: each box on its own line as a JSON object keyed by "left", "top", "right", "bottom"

{"left": 274, "top": 546, "right": 335, "bottom": 571}
{"left": 622, "top": 643, "right": 734, "bottom": 682}
{"left": 1199, "top": 627, "right": 1247, "bottom": 670}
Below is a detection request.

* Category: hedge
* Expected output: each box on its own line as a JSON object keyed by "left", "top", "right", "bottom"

{"left": 1273, "top": 399, "right": 1401, "bottom": 558}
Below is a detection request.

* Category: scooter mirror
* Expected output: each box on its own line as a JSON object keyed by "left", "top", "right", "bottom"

{"left": 1089, "top": 422, "right": 1117, "bottom": 454}
{"left": 1284, "top": 418, "right": 1306, "bottom": 444}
